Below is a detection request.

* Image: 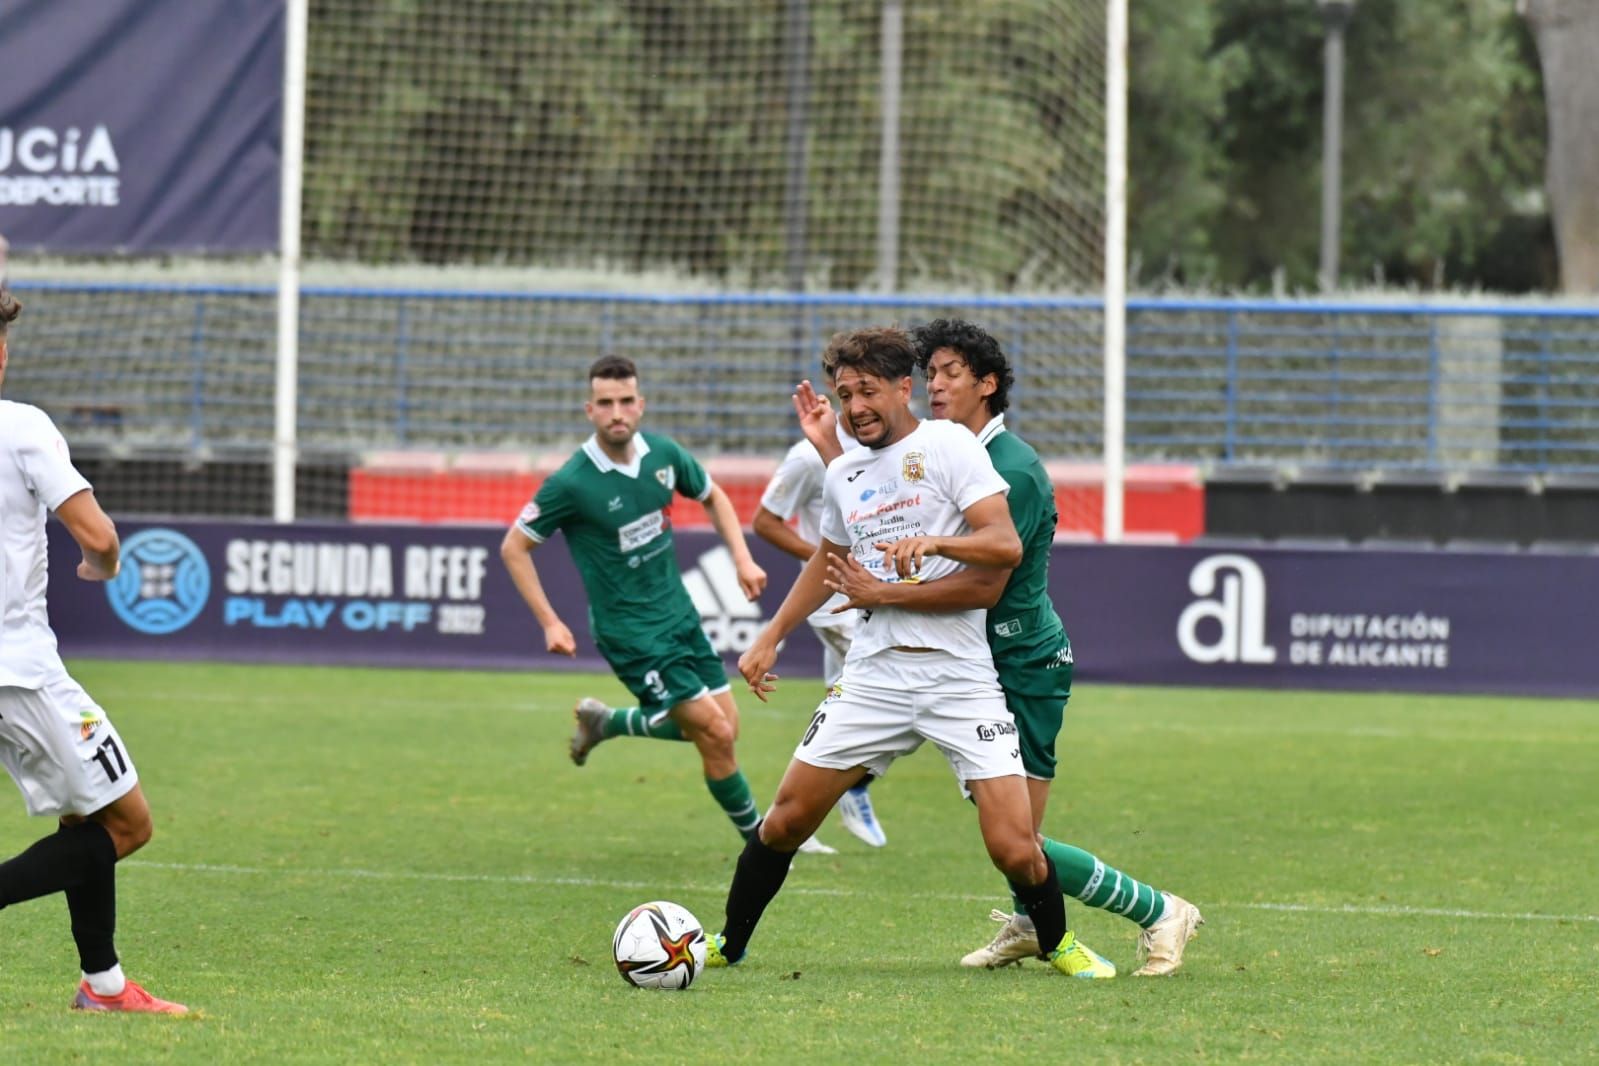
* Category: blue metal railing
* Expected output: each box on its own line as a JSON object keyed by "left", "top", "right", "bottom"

{"left": 8, "top": 283, "right": 1599, "bottom": 473}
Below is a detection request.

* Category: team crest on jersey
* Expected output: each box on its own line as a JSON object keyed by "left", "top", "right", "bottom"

{"left": 656, "top": 467, "right": 676, "bottom": 491}
{"left": 902, "top": 451, "right": 926, "bottom": 482}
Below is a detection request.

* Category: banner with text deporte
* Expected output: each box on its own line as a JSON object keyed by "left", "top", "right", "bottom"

{"left": 46, "top": 520, "right": 1599, "bottom": 697}
{"left": 0, "top": 0, "right": 283, "bottom": 252}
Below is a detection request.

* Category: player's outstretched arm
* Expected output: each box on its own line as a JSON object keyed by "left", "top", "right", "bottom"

{"left": 737, "top": 539, "right": 845, "bottom": 701}
{"left": 498, "top": 525, "right": 576, "bottom": 656}
{"left": 875, "top": 493, "right": 1021, "bottom": 579}
{"left": 701, "top": 482, "right": 767, "bottom": 600}
{"left": 54, "top": 489, "right": 119, "bottom": 581}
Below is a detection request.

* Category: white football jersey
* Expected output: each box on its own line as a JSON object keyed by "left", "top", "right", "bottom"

{"left": 0, "top": 400, "right": 92, "bottom": 687}
{"left": 760, "top": 425, "right": 858, "bottom": 627}
{"left": 820, "top": 418, "right": 1009, "bottom": 664}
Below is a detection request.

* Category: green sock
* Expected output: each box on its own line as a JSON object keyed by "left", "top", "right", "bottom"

{"left": 1041, "top": 837, "right": 1167, "bottom": 928}
{"left": 603, "top": 706, "right": 685, "bottom": 741}
{"left": 705, "top": 770, "right": 761, "bottom": 839}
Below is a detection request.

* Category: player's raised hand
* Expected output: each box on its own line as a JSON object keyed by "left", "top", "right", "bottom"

{"left": 876, "top": 536, "right": 942, "bottom": 580}
{"left": 735, "top": 557, "right": 767, "bottom": 601}
{"left": 543, "top": 620, "right": 577, "bottom": 657}
{"left": 737, "top": 640, "right": 780, "bottom": 702}
{"left": 826, "top": 552, "right": 887, "bottom": 610}
{"left": 793, "top": 380, "right": 841, "bottom": 459}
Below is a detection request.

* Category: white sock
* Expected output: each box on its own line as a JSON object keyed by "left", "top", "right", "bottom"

{"left": 1014, "top": 914, "right": 1037, "bottom": 932}
{"left": 84, "top": 963, "right": 126, "bottom": 997}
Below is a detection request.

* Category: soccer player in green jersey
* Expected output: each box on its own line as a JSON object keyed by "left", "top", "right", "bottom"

{"left": 500, "top": 355, "right": 770, "bottom": 843}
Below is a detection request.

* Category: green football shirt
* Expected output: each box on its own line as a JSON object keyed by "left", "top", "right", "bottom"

{"left": 980, "top": 414, "right": 1073, "bottom": 763}
{"left": 518, "top": 432, "right": 711, "bottom": 643}
{"left": 978, "top": 415, "right": 1060, "bottom": 632}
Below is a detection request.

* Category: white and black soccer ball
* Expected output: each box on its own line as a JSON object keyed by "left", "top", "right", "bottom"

{"left": 611, "top": 900, "right": 707, "bottom": 989}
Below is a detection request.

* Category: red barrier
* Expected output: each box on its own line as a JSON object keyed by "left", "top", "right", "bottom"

{"left": 348, "top": 451, "right": 1204, "bottom": 541}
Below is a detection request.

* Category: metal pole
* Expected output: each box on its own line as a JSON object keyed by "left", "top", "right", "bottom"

{"left": 1102, "top": 0, "right": 1128, "bottom": 543}
{"left": 1318, "top": 2, "right": 1353, "bottom": 293}
{"left": 877, "top": 0, "right": 903, "bottom": 293}
{"left": 784, "top": 0, "right": 811, "bottom": 293}
{"left": 273, "top": 0, "right": 308, "bottom": 522}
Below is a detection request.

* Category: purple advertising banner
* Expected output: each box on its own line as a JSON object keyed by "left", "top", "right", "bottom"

{"left": 0, "top": 0, "right": 283, "bottom": 252}
{"left": 46, "top": 519, "right": 825, "bottom": 678}
{"left": 1050, "top": 544, "right": 1599, "bottom": 697}
{"left": 46, "top": 520, "right": 1599, "bottom": 698}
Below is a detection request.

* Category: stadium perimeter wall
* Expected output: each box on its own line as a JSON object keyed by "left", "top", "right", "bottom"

{"left": 48, "top": 520, "right": 1599, "bottom": 699}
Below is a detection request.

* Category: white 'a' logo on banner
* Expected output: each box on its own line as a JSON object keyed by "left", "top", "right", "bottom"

{"left": 1177, "top": 554, "right": 1277, "bottom": 664}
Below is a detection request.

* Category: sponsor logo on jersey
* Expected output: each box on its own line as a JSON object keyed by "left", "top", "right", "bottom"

{"left": 617, "top": 509, "right": 666, "bottom": 553}
{"left": 105, "top": 528, "right": 211, "bottom": 635}
{"left": 847, "top": 469, "right": 865, "bottom": 482}
{"left": 681, "top": 546, "right": 764, "bottom": 654}
{"left": 975, "top": 721, "right": 1018, "bottom": 742}
{"left": 902, "top": 451, "right": 926, "bottom": 482}
{"left": 517, "top": 500, "right": 540, "bottom": 525}
{"left": 859, "top": 488, "right": 876, "bottom": 502}
{"left": 993, "top": 618, "right": 1021, "bottom": 637}
{"left": 608, "top": 496, "right": 624, "bottom": 512}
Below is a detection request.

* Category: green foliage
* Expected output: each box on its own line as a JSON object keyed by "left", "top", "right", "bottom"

{"left": 304, "top": 0, "right": 1107, "bottom": 290}
{"left": 1133, "top": 0, "right": 1550, "bottom": 291}
{"left": 301, "top": 0, "right": 1549, "bottom": 293}
{"left": 2, "top": 660, "right": 1595, "bottom": 1062}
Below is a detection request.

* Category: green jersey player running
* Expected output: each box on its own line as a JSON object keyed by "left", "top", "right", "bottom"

{"left": 501, "top": 355, "right": 773, "bottom": 844}
{"left": 803, "top": 319, "right": 1203, "bottom": 976}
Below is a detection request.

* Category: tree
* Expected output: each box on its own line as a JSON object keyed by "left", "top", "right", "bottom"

{"left": 1520, "top": 0, "right": 1599, "bottom": 293}
{"left": 1129, "top": 0, "right": 1549, "bottom": 292}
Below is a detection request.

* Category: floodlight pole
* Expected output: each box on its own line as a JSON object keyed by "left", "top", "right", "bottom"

{"left": 784, "top": 0, "right": 811, "bottom": 293}
{"left": 1102, "top": 0, "right": 1128, "bottom": 543}
{"left": 273, "top": 0, "right": 308, "bottom": 522}
{"left": 1318, "top": 0, "right": 1355, "bottom": 293}
{"left": 876, "top": 0, "right": 903, "bottom": 293}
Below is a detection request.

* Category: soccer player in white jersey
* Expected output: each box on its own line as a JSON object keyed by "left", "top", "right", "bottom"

{"left": 753, "top": 408, "right": 887, "bottom": 848}
{"left": 0, "top": 289, "right": 187, "bottom": 1014}
{"left": 704, "top": 326, "right": 1104, "bottom": 976}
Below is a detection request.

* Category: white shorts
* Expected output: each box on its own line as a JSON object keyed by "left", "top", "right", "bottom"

{"left": 793, "top": 648, "right": 1021, "bottom": 785}
{"left": 809, "top": 611, "right": 857, "bottom": 687}
{"left": 0, "top": 675, "right": 139, "bottom": 818}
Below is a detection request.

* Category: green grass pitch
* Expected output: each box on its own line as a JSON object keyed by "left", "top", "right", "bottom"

{"left": 1, "top": 660, "right": 1595, "bottom": 1063}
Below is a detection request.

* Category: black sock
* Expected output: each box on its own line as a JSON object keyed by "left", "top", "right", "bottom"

{"left": 1008, "top": 853, "right": 1066, "bottom": 956}
{"left": 719, "top": 825, "right": 795, "bottom": 962}
{"left": 63, "top": 823, "right": 119, "bottom": 974}
{"left": 0, "top": 820, "right": 117, "bottom": 910}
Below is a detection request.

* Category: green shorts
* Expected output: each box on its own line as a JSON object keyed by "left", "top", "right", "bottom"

{"left": 992, "top": 623, "right": 1074, "bottom": 780}
{"left": 594, "top": 613, "right": 729, "bottom": 716}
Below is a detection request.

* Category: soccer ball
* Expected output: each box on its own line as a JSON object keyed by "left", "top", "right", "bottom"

{"left": 611, "top": 900, "right": 707, "bottom": 989}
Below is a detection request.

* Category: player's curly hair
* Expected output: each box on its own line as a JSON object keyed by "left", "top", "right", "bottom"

{"left": 820, "top": 326, "right": 916, "bottom": 383}
{"left": 910, "top": 318, "right": 1014, "bottom": 415}
{"left": 0, "top": 287, "right": 21, "bottom": 337}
